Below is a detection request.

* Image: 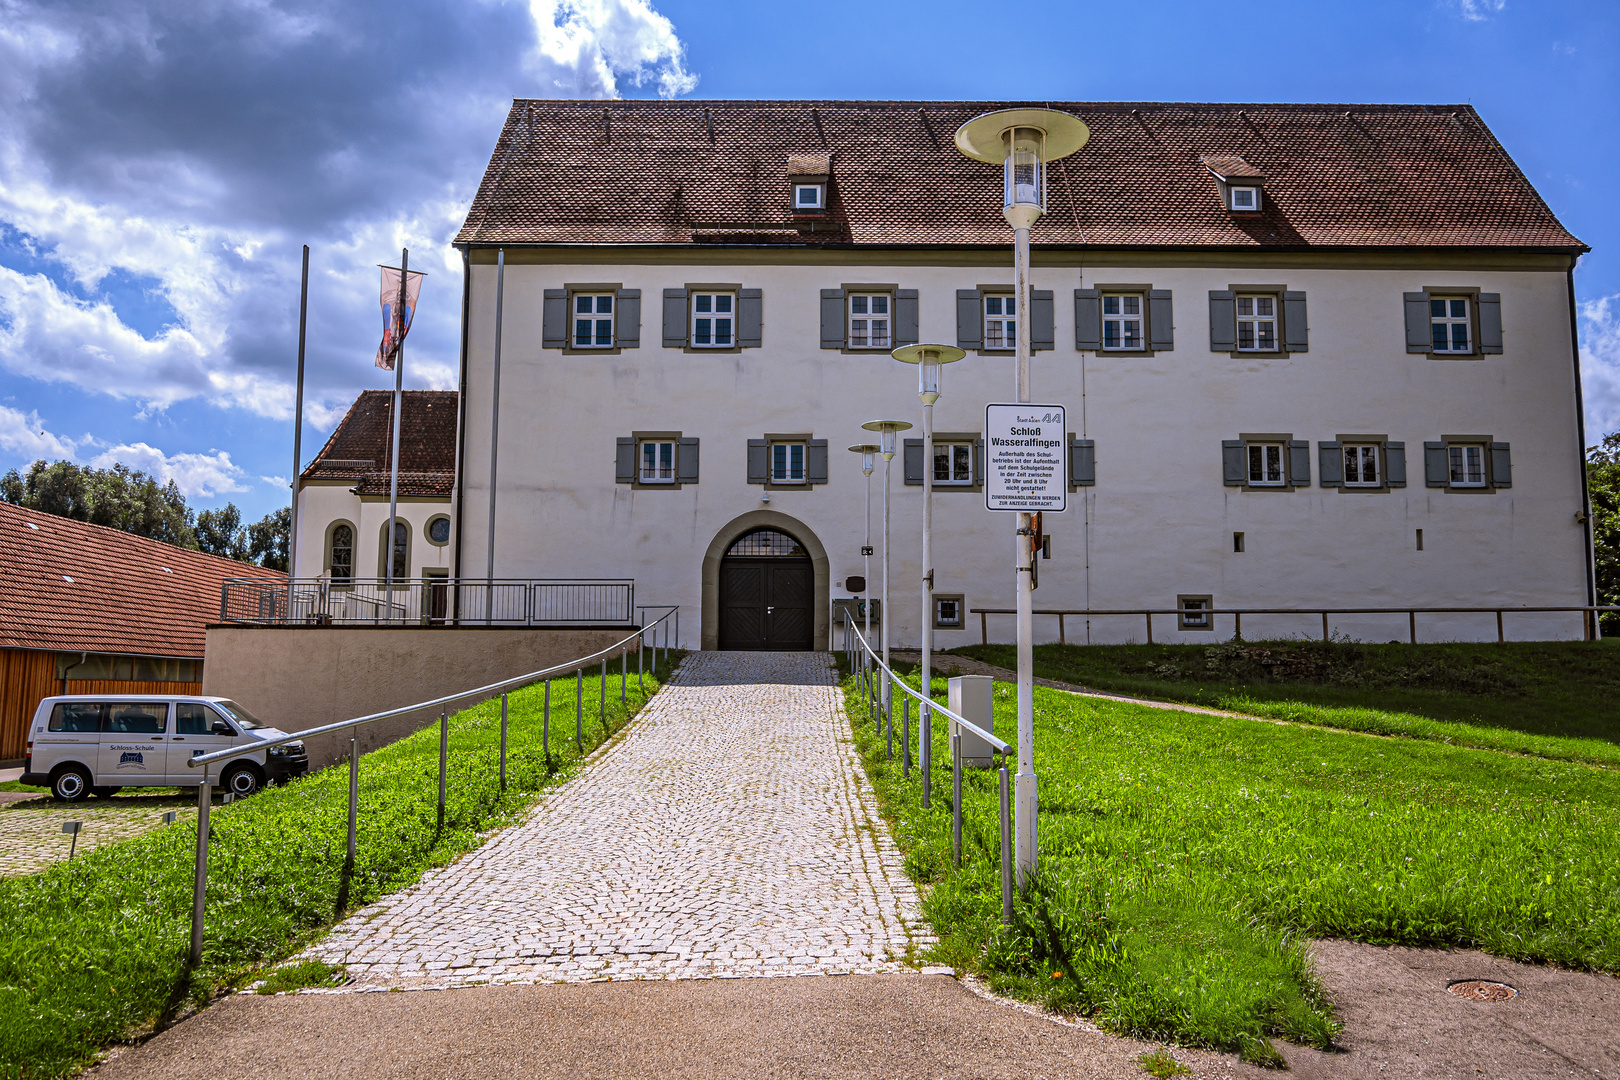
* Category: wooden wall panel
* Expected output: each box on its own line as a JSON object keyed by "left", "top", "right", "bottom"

{"left": 0, "top": 649, "right": 204, "bottom": 763}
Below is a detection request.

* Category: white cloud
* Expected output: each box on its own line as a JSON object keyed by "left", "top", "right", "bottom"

{"left": 531, "top": 0, "right": 698, "bottom": 98}
{"left": 1453, "top": 0, "right": 1506, "bottom": 20}
{"left": 85, "top": 442, "right": 250, "bottom": 499}
{"left": 0, "top": 404, "right": 85, "bottom": 460}
{"left": 1580, "top": 294, "right": 1620, "bottom": 440}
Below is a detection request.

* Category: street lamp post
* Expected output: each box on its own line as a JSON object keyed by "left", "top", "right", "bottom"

{"left": 861, "top": 419, "right": 911, "bottom": 752}
{"left": 891, "top": 344, "right": 965, "bottom": 808}
{"left": 954, "top": 109, "right": 1089, "bottom": 886}
{"left": 848, "top": 443, "right": 879, "bottom": 709}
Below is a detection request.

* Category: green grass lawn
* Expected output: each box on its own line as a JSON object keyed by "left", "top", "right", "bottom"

{"left": 952, "top": 640, "right": 1620, "bottom": 768}
{"left": 842, "top": 665, "right": 1620, "bottom": 1065}
{"left": 0, "top": 651, "right": 682, "bottom": 1080}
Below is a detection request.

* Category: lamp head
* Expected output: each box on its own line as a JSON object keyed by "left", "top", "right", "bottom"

{"left": 890, "top": 343, "right": 966, "bottom": 406}
{"left": 954, "top": 108, "right": 1089, "bottom": 230}
{"left": 848, "top": 443, "right": 880, "bottom": 475}
{"left": 861, "top": 419, "right": 913, "bottom": 459}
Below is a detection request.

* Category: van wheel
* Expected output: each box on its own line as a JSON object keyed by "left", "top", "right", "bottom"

{"left": 90, "top": 786, "right": 122, "bottom": 798}
{"left": 51, "top": 766, "right": 92, "bottom": 802}
{"left": 221, "top": 764, "right": 262, "bottom": 799}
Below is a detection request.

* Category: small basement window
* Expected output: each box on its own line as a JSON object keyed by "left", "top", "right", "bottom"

{"left": 1229, "top": 186, "right": 1260, "bottom": 211}
{"left": 794, "top": 183, "right": 824, "bottom": 210}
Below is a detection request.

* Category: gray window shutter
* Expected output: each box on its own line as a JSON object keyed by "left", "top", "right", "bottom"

{"left": 973, "top": 438, "right": 984, "bottom": 484}
{"left": 746, "top": 439, "right": 768, "bottom": 484}
{"left": 1148, "top": 289, "right": 1173, "bottom": 351}
{"left": 1074, "top": 288, "right": 1100, "bottom": 351}
{"left": 1222, "top": 440, "right": 1245, "bottom": 486}
{"left": 894, "top": 289, "right": 919, "bottom": 347}
{"left": 543, "top": 289, "right": 568, "bottom": 349}
{"left": 1283, "top": 292, "right": 1309, "bottom": 352}
{"left": 1385, "top": 442, "right": 1407, "bottom": 487}
{"left": 1490, "top": 442, "right": 1512, "bottom": 487}
{"left": 1404, "top": 292, "right": 1431, "bottom": 353}
{"left": 738, "top": 288, "right": 763, "bottom": 348}
{"left": 1031, "top": 289, "right": 1054, "bottom": 352}
{"left": 1478, "top": 293, "right": 1503, "bottom": 354}
{"left": 820, "top": 288, "right": 845, "bottom": 349}
{"left": 662, "top": 288, "right": 688, "bottom": 348}
{"left": 1424, "top": 442, "right": 1448, "bottom": 487}
{"left": 902, "top": 438, "right": 923, "bottom": 486}
{"left": 1070, "top": 438, "right": 1096, "bottom": 486}
{"left": 676, "top": 437, "right": 699, "bottom": 483}
{"left": 615, "top": 437, "right": 635, "bottom": 484}
{"left": 1288, "top": 439, "right": 1311, "bottom": 485}
{"left": 956, "top": 289, "right": 982, "bottom": 349}
{"left": 1208, "top": 291, "right": 1235, "bottom": 351}
{"left": 1318, "top": 441, "right": 1342, "bottom": 487}
{"left": 614, "top": 289, "right": 640, "bottom": 348}
{"left": 806, "top": 439, "right": 829, "bottom": 484}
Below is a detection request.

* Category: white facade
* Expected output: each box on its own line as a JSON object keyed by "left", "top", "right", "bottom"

{"left": 446, "top": 250, "right": 1592, "bottom": 650}
{"left": 293, "top": 482, "right": 453, "bottom": 582}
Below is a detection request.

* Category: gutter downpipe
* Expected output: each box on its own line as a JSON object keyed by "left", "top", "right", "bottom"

{"left": 60, "top": 651, "right": 88, "bottom": 695}
{"left": 1567, "top": 258, "right": 1600, "bottom": 638}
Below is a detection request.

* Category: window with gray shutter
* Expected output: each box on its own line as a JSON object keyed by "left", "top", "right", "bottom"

{"left": 820, "top": 288, "right": 845, "bottom": 349}
{"left": 1283, "top": 292, "right": 1309, "bottom": 352}
{"left": 614, "top": 289, "right": 641, "bottom": 348}
{"left": 806, "top": 439, "right": 829, "bottom": 484}
{"left": 1424, "top": 442, "right": 1448, "bottom": 487}
{"left": 1222, "top": 440, "right": 1245, "bottom": 485}
{"left": 746, "top": 439, "right": 769, "bottom": 484}
{"left": 662, "top": 288, "right": 688, "bottom": 348}
{"left": 542, "top": 289, "right": 568, "bottom": 348}
{"left": 1074, "top": 288, "right": 1100, "bottom": 351}
{"left": 1318, "top": 441, "right": 1342, "bottom": 486}
{"left": 1404, "top": 293, "right": 1431, "bottom": 353}
{"left": 1031, "top": 289, "right": 1055, "bottom": 352}
{"left": 1070, "top": 438, "right": 1096, "bottom": 486}
{"left": 956, "top": 289, "right": 982, "bottom": 349}
{"left": 903, "top": 438, "right": 923, "bottom": 485}
{"left": 1490, "top": 442, "right": 1512, "bottom": 487}
{"left": 894, "top": 289, "right": 919, "bottom": 347}
{"left": 676, "top": 437, "right": 700, "bottom": 483}
{"left": 615, "top": 437, "right": 635, "bottom": 484}
{"left": 1209, "top": 291, "right": 1235, "bottom": 351}
{"left": 1288, "top": 440, "right": 1312, "bottom": 485}
{"left": 738, "top": 288, "right": 763, "bottom": 348}
{"left": 1148, "top": 289, "right": 1174, "bottom": 351}
{"left": 1479, "top": 293, "right": 1503, "bottom": 354}
{"left": 1386, "top": 442, "right": 1407, "bottom": 487}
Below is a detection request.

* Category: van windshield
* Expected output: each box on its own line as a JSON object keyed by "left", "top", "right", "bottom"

{"left": 211, "top": 700, "right": 268, "bottom": 730}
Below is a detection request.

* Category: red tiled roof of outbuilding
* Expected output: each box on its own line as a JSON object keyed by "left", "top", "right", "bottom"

{"left": 456, "top": 100, "right": 1584, "bottom": 252}
{"left": 301, "top": 390, "right": 457, "bottom": 498}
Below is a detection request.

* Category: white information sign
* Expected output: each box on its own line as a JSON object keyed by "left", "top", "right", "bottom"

{"left": 984, "top": 403, "right": 1067, "bottom": 512}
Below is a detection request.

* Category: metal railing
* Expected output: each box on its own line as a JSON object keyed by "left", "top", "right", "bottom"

{"left": 219, "top": 577, "right": 636, "bottom": 627}
{"left": 181, "top": 606, "right": 679, "bottom": 967}
{"left": 969, "top": 604, "right": 1618, "bottom": 646}
{"left": 840, "top": 615, "right": 1017, "bottom": 924}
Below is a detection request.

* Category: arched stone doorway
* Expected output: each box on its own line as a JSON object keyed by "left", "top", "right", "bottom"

{"left": 701, "top": 511, "right": 830, "bottom": 651}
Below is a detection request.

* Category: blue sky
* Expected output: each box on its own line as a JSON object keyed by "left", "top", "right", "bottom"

{"left": 1, "top": 0, "right": 1615, "bottom": 521}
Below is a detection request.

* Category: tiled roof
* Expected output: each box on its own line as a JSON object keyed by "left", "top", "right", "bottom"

{"left": 1201, "top": 154, "right": 1265, "bottom": 180}
{"left": 302, "top": 390, "right": 457, "bottom": 498}
{"left": 456, "top": 100, "right": 1584, "bottom": 251}
{"left": 0, "top": 502, "right": 280, "bottom": 658}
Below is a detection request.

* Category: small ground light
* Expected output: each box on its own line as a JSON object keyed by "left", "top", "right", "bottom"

{"left": 162, "top": 811, "right": 177, "bottom": 825}
{"left": 61, "top": 820, "right": 82, "bottom": 861}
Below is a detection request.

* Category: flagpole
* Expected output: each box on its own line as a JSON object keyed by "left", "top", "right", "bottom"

{"left": 385, "top": 246, "right": 407, "bottom": 617}
{"left": 288, "top": 244, "right": 309, "bottom": 598}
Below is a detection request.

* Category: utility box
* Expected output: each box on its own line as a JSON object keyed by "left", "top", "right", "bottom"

{"left": 947, "top": 674, "right": 997, "bottom": 769}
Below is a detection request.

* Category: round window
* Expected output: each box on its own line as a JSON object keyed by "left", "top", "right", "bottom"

{"left": 427, "top": 516, "right": 451, "bottom": 545}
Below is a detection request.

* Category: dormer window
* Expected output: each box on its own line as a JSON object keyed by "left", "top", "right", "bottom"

{"left": 794, "top": 183, "right": 824, "bottom": 210}
{"left": 1201, "top": 155, "right": 1266, "bottom": 215}
{"left": 786, "top": 153, "right": 831, "bottom": 215}
{"left": 1229, "top": 186, "right": 1260, "bottom": 212}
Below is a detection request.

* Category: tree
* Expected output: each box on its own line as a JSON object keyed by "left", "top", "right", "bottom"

{"left": 1588, "top": 432, "right": 1620, "bottom": 634}
{"left": 248, "top": 507, "right": 291, "bottom": 572}
{"left": 195, "top": 503, "right": 247, "bottom": 561}
{"left": 1, "top": 460, "right": 196, "bottom": 547}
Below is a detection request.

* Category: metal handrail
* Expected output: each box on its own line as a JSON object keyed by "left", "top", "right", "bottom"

{"left": 842, "top": 616, "right": 1016, "bottom": 925}
{"left": 219, "top": 576, "right": 637, "bottom": 627}
{"left": 182, "top": 606, "right": 679, "bottom": 966}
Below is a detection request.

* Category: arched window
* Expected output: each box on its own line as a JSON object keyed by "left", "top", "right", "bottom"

{"left": 379, "top": 520, "right": 409, "bottom": 579}
{"left": 328, "top": 524, "right": 354, "bottom": 583}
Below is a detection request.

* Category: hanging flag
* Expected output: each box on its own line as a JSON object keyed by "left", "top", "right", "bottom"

{"left": 375, "top": 266, "right": 424, "bottom": 370}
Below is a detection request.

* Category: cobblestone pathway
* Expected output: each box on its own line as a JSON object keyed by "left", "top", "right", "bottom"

{"left": 307, "top": 651, "right": 931, "bottom": 987}
{"left": 0, "top": 794, "right": 190, "bottom": 876}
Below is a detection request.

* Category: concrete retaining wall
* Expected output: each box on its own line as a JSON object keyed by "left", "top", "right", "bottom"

{"left": 203, "top": 626, "right": 639, "bottom": 769}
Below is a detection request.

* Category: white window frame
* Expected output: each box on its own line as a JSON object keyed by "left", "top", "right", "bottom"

{"left": 1178, "top": 596, "right": 1212, "bottom": 630}
{"left": 690, "top": 292, "right": 735, "bottom": 348}
{"left": 793, "top": 183, "right": 824, "bottom": 210}
{"left": 983, "top": 294, "right": 1016, "bottom": 350}
{"left": 1343, "top": 444, "right": 1381, "bottom": 488}
{"left": 1448, "top": 443, "right": 1486, "bottom": 488}
{"left": 770, "top": 442, "right": 807, "bottom": 485}
{"left": 847, "top": 293, "right": 890, "bottom": 350}
{"left": 1101, "top": 293, "right": 1144, "bottom": 351}
{"left": 639, "top": 440, "right": 677, "bottom": 484}
{"left": 1229, "top": 186, "right": 1260, "bottom": 211}
{"left": 1246, "top": 442, "right": 1286, "bottom": 486}
{"left": 1235, "top": 294, "right": 1277, "bottom": 352}
{"left": 934, "top": 595, "right": 964, "bottom": 629}
{"left": 1430, "top": 296, "right": 1472, "bottom": 354}
{"left": 572, "top": 292, "right": 614, "bottom": 349}
{"left": 931, "top": 441, "right": 974, "bottom": 486}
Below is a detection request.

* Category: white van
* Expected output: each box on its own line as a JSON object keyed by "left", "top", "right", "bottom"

{"left": 19, "top": 695, "right": 308, "bottom": 802}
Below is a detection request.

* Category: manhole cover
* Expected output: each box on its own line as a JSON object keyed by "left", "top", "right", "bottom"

{"left": 1447, "top": 980, "right": 1517, "bottom": 1001}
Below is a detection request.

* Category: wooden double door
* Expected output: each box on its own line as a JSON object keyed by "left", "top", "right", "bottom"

{"left": 719, "top": 558, "right": 813, "bottom": 650}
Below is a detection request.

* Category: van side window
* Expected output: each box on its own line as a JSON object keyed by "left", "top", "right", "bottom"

{"left": 176, "top": 703, "right": 214, "bottom": 735}
{"left": 49, "top": 703, "right": 103, "bottom": 732}
{"left": 105, "top": 703, "right": 166, "bottom": 734}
